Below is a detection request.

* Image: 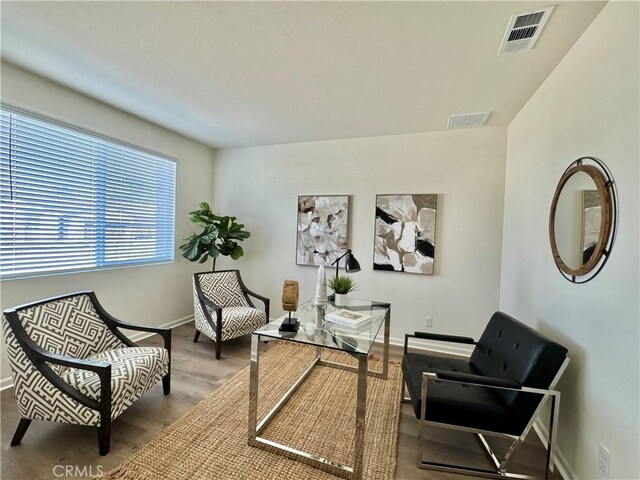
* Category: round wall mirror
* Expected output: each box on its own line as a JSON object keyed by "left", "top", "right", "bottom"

{"left": 549, "top": 157, "right": 617, "bottom": 283}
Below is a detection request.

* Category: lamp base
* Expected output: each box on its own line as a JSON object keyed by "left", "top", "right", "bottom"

{"left": 279, "top": 316, "right": 299, "bottom": 333}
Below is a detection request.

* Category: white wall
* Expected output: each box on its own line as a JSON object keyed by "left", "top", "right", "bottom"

{"left": 212, "top": 127, "right": 507, "bottom": 347}
{"left": 501, "top": 2, "right": 639, "bottom": 479}
{"left": 0, "top": 63, "right": 215, "bottom": 380}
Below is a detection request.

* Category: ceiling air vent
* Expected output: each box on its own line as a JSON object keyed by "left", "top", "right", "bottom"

{"left": 498, "top": 6, "right": 555, "bottom": 55}
{"left": 447, "top": 112, "right": 492, "bottom": 130}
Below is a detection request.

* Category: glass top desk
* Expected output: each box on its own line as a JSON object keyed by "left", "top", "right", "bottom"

{"left": 248, "top": 298, "right": 391, "bottom": 479}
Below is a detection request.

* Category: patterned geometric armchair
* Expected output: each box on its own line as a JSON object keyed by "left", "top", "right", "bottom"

{"left": 193, "top": 270, "right": 269, "bottom": 359}
{"left": 2, "top": 291, "right": 171, "bottom": 455}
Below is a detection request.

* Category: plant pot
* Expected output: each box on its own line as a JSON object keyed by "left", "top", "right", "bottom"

{"left": 334, "top": 293, "right": 348, "bottom": 307}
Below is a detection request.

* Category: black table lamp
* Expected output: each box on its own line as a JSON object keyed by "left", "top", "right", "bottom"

{"left": 328, "top": 249, "right": 360, "bottom": 301}
{"left": 332, "top": 249, "right": 361, "bottom": 278}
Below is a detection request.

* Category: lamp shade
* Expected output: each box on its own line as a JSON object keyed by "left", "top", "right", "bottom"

{"left": 345, "top": 253, "right": 361, "bottom": 273}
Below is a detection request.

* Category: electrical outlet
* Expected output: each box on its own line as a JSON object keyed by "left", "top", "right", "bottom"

{"left": 425, "top": 316, "right": 433, "bottom": 328}
{"left": 598, "top": 443, "right": 610, "bottom": 477}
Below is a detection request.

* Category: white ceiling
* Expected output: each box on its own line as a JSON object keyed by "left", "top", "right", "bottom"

{"left": 1, "top": 1, "right": 605, "bottom": 149}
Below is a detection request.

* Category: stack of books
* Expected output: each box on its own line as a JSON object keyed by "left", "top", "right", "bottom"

{"left": 325, "top": 309, "right": 373, "bottom": 329}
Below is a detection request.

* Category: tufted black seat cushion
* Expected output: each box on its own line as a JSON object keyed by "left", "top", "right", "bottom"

{"left": 403, "top": 353, "right": 519, "bottom": 434}
{"left": 403, "top": 312, "right": 568, "bottom": 436}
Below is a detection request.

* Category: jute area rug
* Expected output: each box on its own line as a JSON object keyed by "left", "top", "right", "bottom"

{"left": 100, "top": 343, "right": 402, "bottom": 480}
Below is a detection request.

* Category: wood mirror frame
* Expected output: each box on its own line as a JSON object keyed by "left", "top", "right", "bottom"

{"left": 548, "top": 158, "right": 617, "bottom": 283}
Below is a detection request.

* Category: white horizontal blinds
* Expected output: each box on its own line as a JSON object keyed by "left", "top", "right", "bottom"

{"left": 100, "top": 143, "right": 175, "bottom": 265}
{"left": 0, "top": 111, "right": 99, "bottom": 277}
{"left": 0, "top": 107, "right": 176, "bottom": 279}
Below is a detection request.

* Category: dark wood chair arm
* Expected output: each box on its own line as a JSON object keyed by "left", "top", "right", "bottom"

{"left": 32, "top": 346, "right": 111, "bottom": 373}
{"left": 5, "top": 311, "right": 110, "bottom": 411}
{"left": 107, "top": 319, "right": 171, "bottom": 349}
{"left": 243, "top": 288, "right": 269, "bottom": 305}
{"left": 243, "top": 289, "right": 270, "bottom": 321}
{"left": 88, "top": 291, "right": 171, "bottom": 350}
{"left": 235, "top": 271, "right": 270, "bottom": 321}
{"left": 199, "top": 295, "right": 223, "bottom": 315}
{"left": 192, "top": 276, "right": 223, "bottom": 314}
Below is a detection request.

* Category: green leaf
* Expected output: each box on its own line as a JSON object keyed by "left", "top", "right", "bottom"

{"left": 200, "top": 227, "right": 219, "bottom": 244}
{"left": 218, "top": 240, "right": 235, "bottom": 256}
{"left": 230, "top": 244, "right": 244, "bottom": 260}
{"left": 183, "top": 242, "right": 201, "bottom": 261}
{"left": 207, "top": 243, "right": 220, "bottom": 256}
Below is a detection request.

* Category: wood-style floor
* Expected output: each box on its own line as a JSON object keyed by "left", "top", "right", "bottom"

{"left": 1, "top": 322, "right": 561, "bottom": 480}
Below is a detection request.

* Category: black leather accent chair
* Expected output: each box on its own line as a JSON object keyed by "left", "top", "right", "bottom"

{"left": 402, "top": 311, "right": 569, "bottom": 479}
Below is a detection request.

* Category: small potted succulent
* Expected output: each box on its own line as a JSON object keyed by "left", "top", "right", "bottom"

{"left": 327, "top": 275, "right": 358, "bottom": 306}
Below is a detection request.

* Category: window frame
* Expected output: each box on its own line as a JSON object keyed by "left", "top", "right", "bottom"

{"left": 0, "top": 104, "right": 177, "bottom": 281}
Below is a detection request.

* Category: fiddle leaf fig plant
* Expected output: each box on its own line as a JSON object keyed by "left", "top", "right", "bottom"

{"left": 179, "top": 202, "right": 250, "bottom": 271}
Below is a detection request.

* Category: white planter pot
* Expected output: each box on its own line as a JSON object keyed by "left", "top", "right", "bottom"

{"left": 334, "top": 293, "right": 348, "bottom": 307}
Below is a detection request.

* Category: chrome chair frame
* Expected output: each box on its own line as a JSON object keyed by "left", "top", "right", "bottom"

{"left": 402, "top": 334, "right": 570, "bottom": 480}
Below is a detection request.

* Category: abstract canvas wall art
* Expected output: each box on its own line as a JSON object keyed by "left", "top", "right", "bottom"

{"left": 297, "top": 195, "right": 349, "bottom": 266}
{"left": 374, "top": 194, "right": 437, "bottom": 275}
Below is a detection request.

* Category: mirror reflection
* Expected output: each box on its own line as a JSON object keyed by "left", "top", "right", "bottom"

{"left": 553, "top": 172, "right": 601, "bottom": 270}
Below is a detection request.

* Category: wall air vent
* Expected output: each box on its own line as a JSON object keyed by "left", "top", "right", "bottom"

{"left": 447, "top": 112, "right": 492, "bottom": 130}
{"left": 498, "top": 6, "right": 555, "bottom": 55}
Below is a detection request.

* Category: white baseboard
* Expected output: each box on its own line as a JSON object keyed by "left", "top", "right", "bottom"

{"left": 125, "top": 315, "right": 194, "bottom": 343}
{"left": 385, "top": 334, "right": 475, "bottom": 358}
{"left": 0, "top": 376, "right": 14, "bottom": 391}
{"left": 533, "top": 419, "right": 576, "bottom": 480}
{"left": 0, "top": 315, "right": 194, "bottom": 392}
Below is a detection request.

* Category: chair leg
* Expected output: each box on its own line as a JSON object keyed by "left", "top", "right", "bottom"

{"left": 10, "top": 418, "right": 32, "bottom": 446}
{"left": 97, "top": 421, "right": 111, "bottom": 456}
{"left": 215, "top": 340, "right": 222, "bottom": 359}
{"left": 193, "top": 330, "right": 200, "bottom": 343}
{"left": 400, "top": 369, "right": 411, "bottom": 403}
{"left": 162, "top": 372, "right": 171, "bottom": 395}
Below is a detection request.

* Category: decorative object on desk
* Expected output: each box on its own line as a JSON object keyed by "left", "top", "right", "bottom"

{"left": 180, "top": 201, "right": 250, "bottom": 271}
{"left": 327, "top": 275, "right": 358, "bottom": 307}
{"left": 374, "top": 194, "right": 437, "bottom": 275}
{"left": 279, "top": 280, "right": 300, "bottom": 332}
{"left": 313, "top": 265, "right": 328, "bottom": 308}
{"left": 325, "top": 308, "right": 373, "bottom": 329}
{"left": 297, "top": 195, "right": 350, "bottom": 266}
{"left": 328, "top": 249, "right": 361, "bottom": 303}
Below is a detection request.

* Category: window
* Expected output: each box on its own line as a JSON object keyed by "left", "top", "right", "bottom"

{"left": 0, "top": 106, "right": 176, "bottom": 279}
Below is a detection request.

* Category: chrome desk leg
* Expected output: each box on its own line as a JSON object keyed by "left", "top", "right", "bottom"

{"left": 382, "top": 306, "right": 390, "bottom": 380}
{"left": 248, "top": 334, "right": 260, "bottom": 445}
{"left": 353, "top": 353, "right": 368, "bottom": 479}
